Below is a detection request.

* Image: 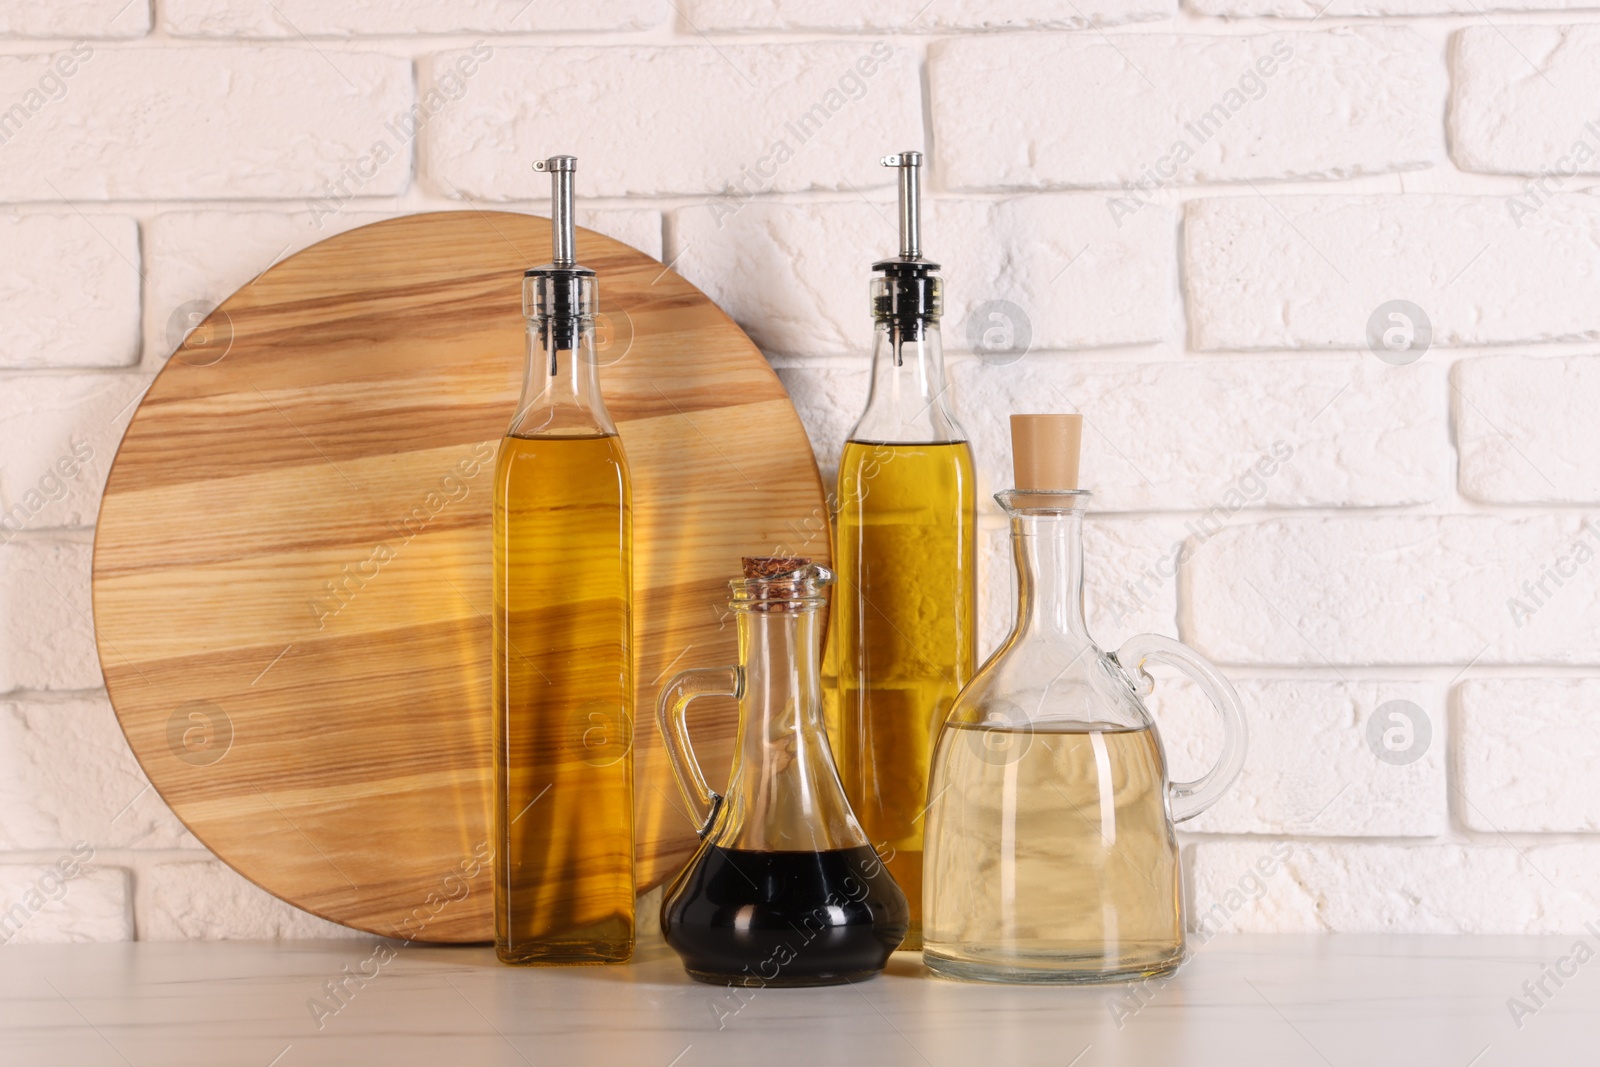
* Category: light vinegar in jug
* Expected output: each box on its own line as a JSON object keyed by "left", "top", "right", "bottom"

{"left": 493, "top": 431, "right": 635, "bottom": 963}
{"left": 922, "top": 721, "right": 1182, "bottom": 982}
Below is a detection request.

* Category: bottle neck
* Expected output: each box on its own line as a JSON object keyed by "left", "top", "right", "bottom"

{"left": 848, "top": 320, "right": 965, "bottom": 445}
{"left": 1009, "top": 509, "right": 1093, "bottom": 644}
{"left": 508, "top": 316, "right": 616, "bottom": 437}
{"left": 717, "top": 605, "right": 865, "bottom": 851}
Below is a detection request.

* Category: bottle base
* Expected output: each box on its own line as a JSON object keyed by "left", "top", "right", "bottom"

{"left": 683, "top": 967, "right": 885, "bottom": 988}
{"left": 496, "top": 939, "right": 634, "bottom": 966}
{"left": 922, "top": 945, "right": 1184, "bottom": 985}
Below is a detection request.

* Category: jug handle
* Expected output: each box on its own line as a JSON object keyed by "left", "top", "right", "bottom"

{"left": 656, "top": 666, "right": 743, "bottom": 838}
{"left": 1112, "top": 633, "right": 1247, "bottom": 823}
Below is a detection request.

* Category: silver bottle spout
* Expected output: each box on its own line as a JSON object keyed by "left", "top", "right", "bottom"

{"left": 526, "top": 155, "right": 597, "bottom": 349}
{"left": 533, "top": 155, "right": 578, "bottom": 268}
{"left": 882, "top": 151, "right": 922, "bottom": 262}
{"left": 872, "top": 149, "right": 941, "bottom": 346}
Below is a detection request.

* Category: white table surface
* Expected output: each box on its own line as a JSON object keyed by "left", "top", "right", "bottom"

{"left": 1, "top": 933, "right": 1590, "bottom": 1066}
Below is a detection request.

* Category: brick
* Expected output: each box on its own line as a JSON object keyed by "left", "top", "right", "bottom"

{"left": 579, "top": 209, "right": 663, "bottom": 262}
{"left": 1184, "top": 515, "right": 1600, "bottom": 666}
{"left": 950, "top": 354, "right": 1450, "bottom": 511}
{"left": 0, "top": 861, "right": 130, "bottom": 943}
{"left": 683, "top": 0, "right": 1172, "bottom": 31}
{"left": 423, "top": 42, "right": 920, "bottom": 199}
{"left": 0, "top": 539, "right": 100, "bottom": 691}
{"left": 164, "top": 0, "right": 663, "bottom": 36}
{"left": 677, "top": 196, "right": 1174, "bottom": 358}
{"left": 139, "top": 860, "right": 362, "bottom": 939}
{"left": 0, "top": 374, "right": 150, "bottom": 535}
{"left": 1452, "top": 25, "right": 1600, "bottom": 177}
{"left": 1170, "top": 679, "right": 1445, "bottom": 836}
{"left": 0, "top": 1, "right": 150, "bottom": 38}
{"left": 1190, "top": 841, "right": 1600, "bottom": 934}
{"left": 0, "top": 695, "right": 192, "bottom": 849}
{"left": 0, "top": 47, "right": 410, "bottom": 201}
{"left": 1189, "top": 0, "right": 1600, "bottom": 16}
{"left": 0, "top": 215, "right": 138, "bottom": 369}
{"left": 1455, "top": 355, "right": 1600, "bottom": 505}
{"left": 1186, "top": 195, "right": 1600, "bottom": 350}
{"left": 930, "top": 29, "right": 1442, "bottom": 191}
{"left": 1457, "top": 678, "right": 1600, "bottom": 833}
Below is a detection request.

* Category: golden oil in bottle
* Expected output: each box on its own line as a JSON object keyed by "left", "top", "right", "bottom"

{"left": 833, "top": 150, "right": 978, "bottom": 950}
{"left": 493, "top": 154, "right": 634, "bottom": 965}
{"left": 834, "top": 438, "right": 976, "bottom": 948}
{"left": 493, "top": 432, "right": 634, "bottom": 963}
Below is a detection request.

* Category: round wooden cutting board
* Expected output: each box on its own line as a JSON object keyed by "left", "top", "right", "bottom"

{"left": 92, "top": 211, "right": 830, "bottom": 942}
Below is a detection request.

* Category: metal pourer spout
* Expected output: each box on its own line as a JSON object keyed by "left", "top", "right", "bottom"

{"left": 534, "top": 154, "right": 578, "bottom": 268}
{"left": 884, "top": 150, "right": 922, "bottom": 261}
{"left": 526, "top": 154, "right": 597, "bottom": 355}
{"left": 872, "top": 150, "right": 942, "bottom": 348}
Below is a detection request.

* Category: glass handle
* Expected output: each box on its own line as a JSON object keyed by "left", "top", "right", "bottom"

{"left": 1113, "top": 633, "right": 1247, "bottom": 824}
{"left": 656, "top": 666, "right": 742, "bottom": 838}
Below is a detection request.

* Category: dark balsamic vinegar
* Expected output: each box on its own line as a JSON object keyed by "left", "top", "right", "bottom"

{"left": 661, "top": 845, "right": 909, "bottom": 986}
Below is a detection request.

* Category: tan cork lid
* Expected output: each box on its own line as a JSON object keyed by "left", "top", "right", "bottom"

{"left": 1010, "top": 414, "right": 1083, "bottom": 491}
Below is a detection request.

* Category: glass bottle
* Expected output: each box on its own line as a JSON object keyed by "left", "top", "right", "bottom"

{"left": 923, "top": 415, "right": 1247, "bottom": 984}
{"left": 833, "top": 151, "right": 976, "bottom": 950}
{"left": 493, "top": 155, "right": 635, "bottom": 964}
{"left": 659, "top": 558, "right": 909, "bottom": 987}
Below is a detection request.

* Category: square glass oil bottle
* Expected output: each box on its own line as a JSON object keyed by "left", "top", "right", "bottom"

{"left": 492, "top": 156, "right": 635, "bottom": 964}
{"left": 833, "top": 151, "right": 977, "bottom": 949}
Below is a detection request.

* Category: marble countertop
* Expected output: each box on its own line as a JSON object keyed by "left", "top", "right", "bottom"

{"left": 2, "top": 933, "right": 1591, "bottom": 1066}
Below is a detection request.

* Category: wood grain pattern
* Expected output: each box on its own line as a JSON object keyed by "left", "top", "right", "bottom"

{"left": 92, "top": 211, "right": 830, "bottom": 942}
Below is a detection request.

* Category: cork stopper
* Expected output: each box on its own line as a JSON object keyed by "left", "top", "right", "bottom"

{"left": 735, "top": 557, "right": 830, "bottom": 610}
{"left": 742, "top": 556, "right": 809, "bottom": 581}
{"left": 1010, "top": 414, "right": 1083, "bottom": 491}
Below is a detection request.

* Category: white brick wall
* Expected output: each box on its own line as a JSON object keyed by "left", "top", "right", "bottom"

{"left": 0, "top": 215, "right": 139, "bottom": 368}
{"left": 930, "top": 29, "right": 1444, "bottom": 190}
{"left": 423, "top": 43, "right": 923, "bottom": 199}
{"left": 1456, "top": 678, "right": 1600, "bottom": 833}
{"left": 1185, "top": 515, "right": 1600, "bottom": 665}
{"left": 162, "top": 1, "right": 665, "bottom": 37}
{"left": 683, "top": 0, "right": 1176, "bottom": 32}
{"left": 2, "top": 3, "right": 1598, "bottom": 943}
{"left": 1451, "top": 26, "right": 1600, "bottom": 177}
{"left": 0, "top": 695, "right": 193, "bottom": 849}
{"left": 676, "top": 197, "right": 1174, "bottom": 358}
{"left": 1175, "top": 680, "right": 1447, "bottom": 837}
{"left": 0, "top": 861, "right": 131, "bottom": 943}
{"left": 1190, "top": 841, "right": 1600, "bottom": 935}
{"left": 0, "top": 47, "right": 412, "bottom": 201}
{"left": 0, "top": 2, "right": 151, "bottom": 39}
{"left": 1454, "top": 354, "right": 1600, "bottom": 505}
{"left": 1185, "top": 195, "right": 1600, "bottom": 350}
{"left": 0, "top": 540, "right": 100, "bottom": 692}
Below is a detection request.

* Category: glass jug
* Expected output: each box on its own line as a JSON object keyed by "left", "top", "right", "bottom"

{"left": 923, "top": 474, "right": 1246, "bottom": 984}
{"left": 658, "top": 558, "right": 910, "bottom": 986}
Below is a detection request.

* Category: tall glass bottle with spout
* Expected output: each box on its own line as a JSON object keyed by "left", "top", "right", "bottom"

{"left": 834, "top": 150, "right": 976, "bottom": 950}
{"left": 493, "top": 155, "right": 635, "bottom": 964}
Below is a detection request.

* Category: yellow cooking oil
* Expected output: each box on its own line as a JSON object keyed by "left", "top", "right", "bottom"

{"left": 492, "top": 430, "right": 635, "bottom": 963}
{"left": 833, "top": 437, "right": 977, "bottom": 949}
